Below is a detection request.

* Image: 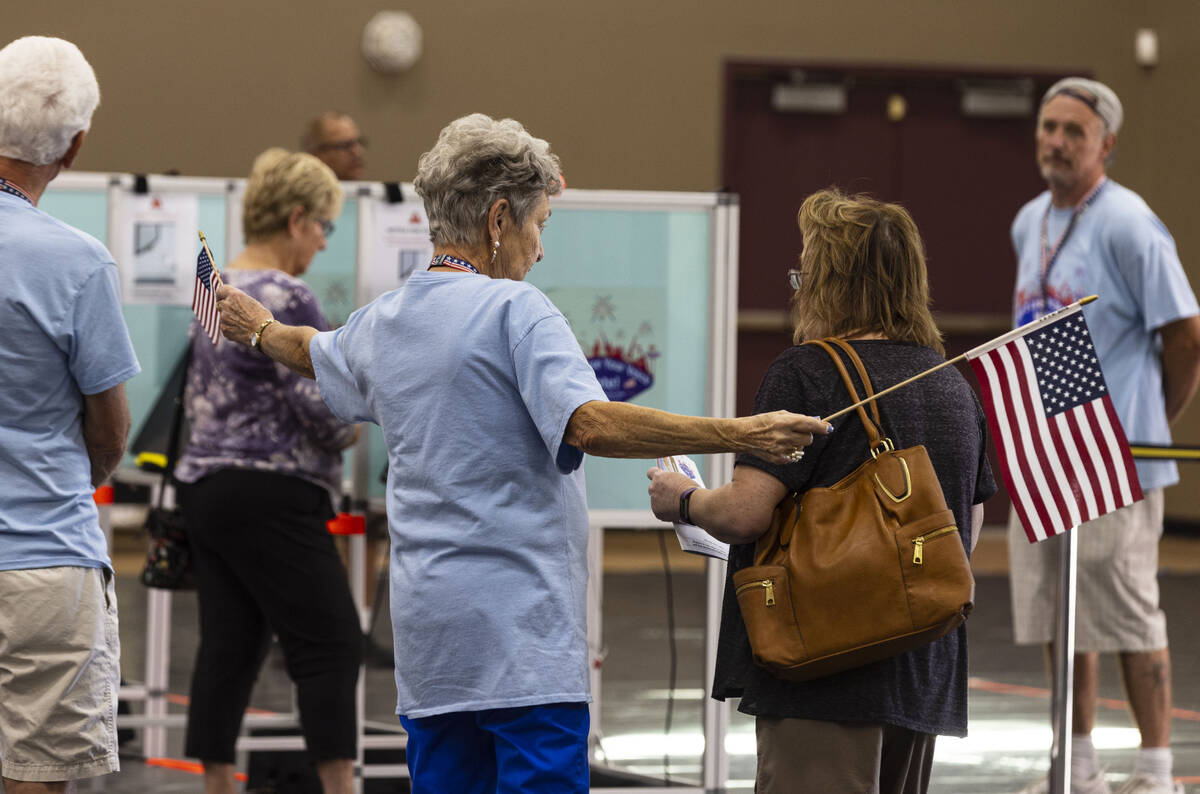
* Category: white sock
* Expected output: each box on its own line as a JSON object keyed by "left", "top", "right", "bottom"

{"left": 1072, "top": 735, "right": 1099, "bottom": 780}
{"left": 1133, "top": 747, "right": 1172, "bottom": 781}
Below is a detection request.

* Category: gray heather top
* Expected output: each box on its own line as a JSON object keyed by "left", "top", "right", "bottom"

{"left": 175, "top": 269, "right": 355, "bottom": 496}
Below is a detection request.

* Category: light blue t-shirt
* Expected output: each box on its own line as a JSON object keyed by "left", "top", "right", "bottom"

{"left": 310, "top": 270, "right": 608, "bottom": 718}
{"left": 1012, "top": 180, "right": 1198, "bottom": 491}
{"left": 0, "top": 192, "right": 141, "bottom": 572}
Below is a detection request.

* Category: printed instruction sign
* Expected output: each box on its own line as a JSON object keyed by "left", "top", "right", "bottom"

{"left": 369, "top": 200, "right": 433, "bottom": 300}
{"left": 117, "top": 193, "right": 199, "bottom": 305}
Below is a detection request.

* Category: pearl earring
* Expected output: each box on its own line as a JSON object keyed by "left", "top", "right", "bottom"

{"left": 490, "top": 239, "right": 500, "bottom": 265}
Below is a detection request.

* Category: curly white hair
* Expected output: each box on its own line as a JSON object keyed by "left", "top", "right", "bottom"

{"left": 413, "top": 113, "right": 562, "bottom": 247}
{"left": 0, "top": 36, "right": 99, "bottom": 166}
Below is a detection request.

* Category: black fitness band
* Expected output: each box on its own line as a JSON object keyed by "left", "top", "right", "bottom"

{"left": 679, "top": 487, "right": 698, "bottom": 524}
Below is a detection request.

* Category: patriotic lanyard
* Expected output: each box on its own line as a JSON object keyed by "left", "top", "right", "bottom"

{"left": 1039, "top": 176, "right": 1107, "bottom": 307}
{"left": 0, "top": 177, "right": 33, "bottom": 206}
{"left": 428, "top": 254, "right": 479, "bottom": 274}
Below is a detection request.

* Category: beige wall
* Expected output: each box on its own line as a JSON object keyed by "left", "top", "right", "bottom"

{"left": 11, "top": 0, "right": 1200, "bottom": 519}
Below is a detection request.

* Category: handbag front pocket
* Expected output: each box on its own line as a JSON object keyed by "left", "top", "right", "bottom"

{"left": 897, "top": 519, "right": 973, "bottom": 630}
{"left": 733, "top": 564, "right": 808, "bottom": 669}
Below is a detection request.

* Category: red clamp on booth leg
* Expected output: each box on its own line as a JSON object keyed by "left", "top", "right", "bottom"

{"left": 326, "top": 512, "right": 366, "bottom": 536}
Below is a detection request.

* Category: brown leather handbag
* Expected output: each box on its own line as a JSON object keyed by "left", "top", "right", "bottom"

{"left": 732, "top": 338, "right": 973, "bottom": 682}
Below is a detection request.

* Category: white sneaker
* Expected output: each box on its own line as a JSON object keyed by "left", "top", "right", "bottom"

{"left": 1016, "top": 768, "right": 1113, "bottom": 794}
{"left": 1113, "top": 773, "right": 1184, "bottom": 794}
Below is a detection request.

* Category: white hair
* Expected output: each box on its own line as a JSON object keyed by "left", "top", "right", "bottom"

{"left": 413, "top": 113, "right": 562, "bottom": 247}
{"left": 0, "top": 36, "right": 100, "bottom": 165}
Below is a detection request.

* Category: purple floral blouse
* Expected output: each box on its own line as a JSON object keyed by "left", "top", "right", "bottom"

{"left": 174, "top": 269, "right": 355, "bottom": 496}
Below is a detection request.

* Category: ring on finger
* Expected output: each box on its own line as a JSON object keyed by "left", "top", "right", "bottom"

{"left": 786, "top": 449, "right": 805, "bottom": 463}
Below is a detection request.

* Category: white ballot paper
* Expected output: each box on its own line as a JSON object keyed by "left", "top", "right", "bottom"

{"left": 655, "top": 455, "right": 729, "bottom": 561}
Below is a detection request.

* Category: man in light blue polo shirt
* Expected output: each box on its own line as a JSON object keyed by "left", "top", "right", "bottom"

{"left": 0, "top": 37, "right": 140, "bottom": 791}
{"left": 1010, "top": 78, "right": 1200, "bottom": 794}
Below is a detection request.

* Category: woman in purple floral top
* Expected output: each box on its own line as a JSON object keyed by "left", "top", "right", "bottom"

{"left": 174, "top": 149, "right": 360, "bottom": 794}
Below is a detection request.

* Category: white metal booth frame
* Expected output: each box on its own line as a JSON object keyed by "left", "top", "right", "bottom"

{"left": 48, "top": 172, "right": 742, "bottom": 792}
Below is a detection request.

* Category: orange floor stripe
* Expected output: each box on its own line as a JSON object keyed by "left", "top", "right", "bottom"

{"left": 967, "top": 677, "right": 1050, "bottom": 700}
{"left": 145, "top": 757, "right": 246, "bottom": 781}
{"left": 969, "top": 677, "right": 1200, "bottom": 722}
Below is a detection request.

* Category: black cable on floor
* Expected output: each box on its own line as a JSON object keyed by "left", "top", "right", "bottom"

{"left": 657, "top": 528, "right": 678, "bottom": 785}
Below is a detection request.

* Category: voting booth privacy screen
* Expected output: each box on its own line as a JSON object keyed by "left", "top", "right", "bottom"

{"left": 42, "top": 173, "right": 740, "bottom": 791}
{"left": 42, "top": 175, "right": 739, "bottom": 517}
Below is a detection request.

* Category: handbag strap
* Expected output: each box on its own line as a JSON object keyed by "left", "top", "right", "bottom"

{"left": 803, "top": 339, "right": 883, "bottom": 448}
{"left": 824, "top": 337, "right": 883, "bottom": 427}
{"left": 770, "top": 339, "right": 897, "bottom": 549}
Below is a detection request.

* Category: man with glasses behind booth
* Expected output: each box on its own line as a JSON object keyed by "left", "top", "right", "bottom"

{"left": 303, "top": 111, "right": 367, "bottom": 181}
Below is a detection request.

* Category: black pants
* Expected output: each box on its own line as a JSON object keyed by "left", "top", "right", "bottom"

{"left": 178, "top": 469, "right": 362, "bottom": 763}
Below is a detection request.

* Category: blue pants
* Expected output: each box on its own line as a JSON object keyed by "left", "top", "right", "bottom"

{"left": 399, "top": 702, "right": 589, "bottom": 793}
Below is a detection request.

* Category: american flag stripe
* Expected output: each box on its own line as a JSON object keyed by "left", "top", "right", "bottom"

{"left": 966, "top": 305, "right": 1141, "bottom": 543}
{"left": 1092, "top": 399, "right": 1138, "bottom": 506}
{"left": 997, "top": 346, "right": 1062, "bottom": 536}
{"left": 1103, "top": 397, "right": 1142, "bottom": 503}
{"left": 974, "top": 349, "right": 1053, "bottom": 540}
{"left": 1048, "top": 411, "right": 1094, "bottom": 523}
{"left": 1009, "top": 341, "right": 1082, "bottom": 529}
{"left": 192, "top": 247, "right": 221, "bottom": 346}
{"left": 974, "top": 348, "right": 1060, "bottom": 541}
{"left": 1083, "top": 406, "right": 1119, "bottom": 512}
{"left": 1008, "top": 342, "right": 1080, "bottom": 531}
{"left": 1066, "top": 406, "right": 1110, "bottom": 515}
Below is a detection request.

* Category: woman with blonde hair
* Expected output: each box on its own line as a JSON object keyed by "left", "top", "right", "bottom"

{"left": 649, "top": 188, "right": 996, "bottom": 793}
{"left": 175, "top": 148, "right": 360, "bottom": 794}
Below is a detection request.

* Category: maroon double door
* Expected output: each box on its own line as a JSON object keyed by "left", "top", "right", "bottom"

{"left": 723, "top": 62, "right": 1072, "bottom": 519}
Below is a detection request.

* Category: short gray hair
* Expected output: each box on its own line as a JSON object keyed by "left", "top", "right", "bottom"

{"left": 414, "top": 114, "right": 562, "bottom": 247}
{"left": 0, "top": 36, "right": 99, "bottom": 165}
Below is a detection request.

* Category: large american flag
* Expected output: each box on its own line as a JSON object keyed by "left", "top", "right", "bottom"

{"left": 966, "top": 304, "right": 1142, "bottom": 543}
{"left": 192, "top": 246, "right": 222, "bottom": 346}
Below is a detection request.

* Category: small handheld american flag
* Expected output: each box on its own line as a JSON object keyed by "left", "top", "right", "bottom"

{"left": 192, "top": 234, "right": 222, "bottom": 346}
{"left": 965, "top": 302, "right": 1142, "bottom": 543}
{"left": 818, "top": 296, "right": 1142, "bottom": 545}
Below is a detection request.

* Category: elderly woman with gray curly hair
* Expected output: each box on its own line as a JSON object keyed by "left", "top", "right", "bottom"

{"left": 215, "top": 113, "right": 830, "bottom": 792}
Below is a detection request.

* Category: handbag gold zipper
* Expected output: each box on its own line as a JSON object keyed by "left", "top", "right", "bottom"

{"left": 736, "top": 578, "right": 775, "bottom": 606}
{"left": 911, "top": 526, "right": 959, "bottom": 565}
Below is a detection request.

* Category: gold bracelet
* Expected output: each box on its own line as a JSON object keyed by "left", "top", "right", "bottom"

{"left": 250, "top": 318, "right": 276, "bottom": 350}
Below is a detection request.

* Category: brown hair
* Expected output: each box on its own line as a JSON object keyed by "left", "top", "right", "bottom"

{"left": 791, "top": 188, "right": 944, "bottom": 356}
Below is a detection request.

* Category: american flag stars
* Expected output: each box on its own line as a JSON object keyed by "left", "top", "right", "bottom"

{"left": 1028, "top": 316, "right": 1107, "bottom": 415}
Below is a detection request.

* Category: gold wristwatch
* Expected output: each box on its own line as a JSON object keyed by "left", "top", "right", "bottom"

{"left": 250, "top": 318, "right": 276, "bottom": 350}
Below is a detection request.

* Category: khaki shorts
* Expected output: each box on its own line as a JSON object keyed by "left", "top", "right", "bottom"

{"left": 1007, "top": 489, "right": 1168, "bottom": 653}
{"left": 755, "top": 716, "right": 935, "bottom": 794}
{"left": 0, "top": 566, "right": 121, "bottom": 782}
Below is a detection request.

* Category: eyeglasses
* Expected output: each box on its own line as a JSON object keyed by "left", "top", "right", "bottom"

{"left": 787, "top": 269, "right": 804, "bottom": 290}
{"left": 315, "top": 218, "right": 335, "bottom": 237}
{"left": 316, "top": 137, "right": 367, "bottom": 153}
